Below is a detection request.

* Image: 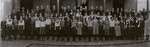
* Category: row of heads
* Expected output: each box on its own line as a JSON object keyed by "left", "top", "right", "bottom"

{"left": 14, "top": 5, "right": 146, "bottom": 13}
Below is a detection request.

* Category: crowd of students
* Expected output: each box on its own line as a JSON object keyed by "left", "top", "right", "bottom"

{"left": 1, "top": 5, "right": 147, "bottom": 40}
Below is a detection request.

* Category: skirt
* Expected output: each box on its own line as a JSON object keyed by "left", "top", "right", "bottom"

{"left": 115, "top": 26, "right": 121, "bottom": 36}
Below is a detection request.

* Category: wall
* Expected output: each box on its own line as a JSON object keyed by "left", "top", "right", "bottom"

{"left": 124, "top": 0, "right": 137, "bottom": 10}
{"left": 106, "top": 0, "right": 113, "bottom": 9}
{"left": 88, "top": 0, "right": 104, "bottom": 9}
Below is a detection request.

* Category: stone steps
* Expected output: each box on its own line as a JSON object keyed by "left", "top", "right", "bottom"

{"left": 1, "top": 35, "right": 144, "bottom": 41}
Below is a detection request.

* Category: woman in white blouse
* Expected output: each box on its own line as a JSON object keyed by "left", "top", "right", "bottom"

{"left": 39, "top": 17, "right": 46, "bottom": 38}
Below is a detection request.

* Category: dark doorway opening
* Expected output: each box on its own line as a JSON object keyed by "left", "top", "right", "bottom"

{"left": 113, "top": 0, "right": 125, "bottom": 9}
{"left": 20, "top": 0, "right": 33, "bottom": 9}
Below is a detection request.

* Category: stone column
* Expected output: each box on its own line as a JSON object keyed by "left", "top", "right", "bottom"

{"left": 57, "top": 0, "right": 59, "bottom": 14}
{"left": 103, "top": 0, "right": 106, "bottom": 11}
{"left": 3, "top": 0, "right": 13, "bottom": 19}
{"left": 145, "top": 0, "right": 150, "bottom": 40}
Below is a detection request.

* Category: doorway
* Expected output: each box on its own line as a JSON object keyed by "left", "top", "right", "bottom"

{"left": 113, "top": 0, "right": 125, "bottom": 9}
{"left": 20, "top": 0, "right": 33, "bottom": 9}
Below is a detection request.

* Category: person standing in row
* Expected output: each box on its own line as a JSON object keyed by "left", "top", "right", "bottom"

{"left": 103, "top": 14, "right": 110, "bottom": 34}
{"left": 115, "top": 18, "right": 121, "bottom": 40}
{"left": 76, "top": 19, "right": 83, "bottom": 35}
{"left": 59, "top": 14, "right": 65, "bottom": 34}
{"left": 82, "top": 13, "right": 89, "bottom": 35}
{"left": 109, "top": 17, "right": 115, "bottom": 39}
{"left": 6, "top": 16, "right": 13, "bottom": 39}
{"left": 71, "top": 16, "right": 77, "bottom": 35}
{"left": 55, "top": 18, "right": 61, "bottom": 32}
{"left": 64, "top": 13, "right": 71, "bottom": 34}
{"left": 103, "top": 14, "right": 110, "bottom": 40}
{"left": 98, "top": 16, "right": 104, "bottom": 37}
{"left": 12, "top": 16, "right": 18, "bottom": 39}
{"left": 45, "top": 16, "right": 52, "bottom": 36}
{"left": 35, "top": 18, "right": 41, "bottom": 39}
{"left": 17, "top": 16, "right": 25, "bottom": 39}
{"left": 92, "top": 17, "right": 99, "bottom": 35}
{"left": 40, "top": 16, "right": 46, "bottom": 40}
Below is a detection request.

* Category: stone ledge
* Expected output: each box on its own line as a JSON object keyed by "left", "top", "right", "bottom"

{"left": 26, "top": 40, "right": 148, "bottom": 47}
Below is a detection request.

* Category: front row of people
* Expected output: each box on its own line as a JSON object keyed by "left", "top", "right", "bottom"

{"left": 1, "top": 13, "right": 144, "bottom": 40}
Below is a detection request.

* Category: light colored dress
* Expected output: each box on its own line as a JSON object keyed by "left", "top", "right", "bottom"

{"left": 115, "top": 20, "right": 121, "bottom": 36}
{"left": 77, "top": 21, "right": 83, "bottom": 35}
{"left": 103, "top": 16, "right": 110, "bottom": 35}
{"left": 92, "top": 18, "right": 99, "bottom": 35}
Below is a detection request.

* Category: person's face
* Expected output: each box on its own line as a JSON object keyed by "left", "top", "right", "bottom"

{"left": 14, "top": 16, "right": 17, "bottom": 19}
{"left": 40, "top": 5, "right": 44, "bottom": 9}
{"left": 108, "top": 12, "right": 111, "bottom": 15}
{"left": 17, "top": 9, "right": 20, "bottom": 12}
{"left": 143, "top": 9, "right": 146, "bottom": 11}
{"left": 85, "top": 13, "right": 87, "bottom": 16}
{"left": 46, "top": 5, "right": 49, "bottom": 8}
{"left": 96, "top": 6, "right": 98, "bottom": 9}
{"left": 60, "top": 14, "right": 62, "bottom": 17}
{"left": 39, "top": 13, "right": 42, "bottom": 17}
{"left": 51, "top": 14, "right": 53, "bottom": 17}
{"left": 115, "top": 18, "right": 118, "bottom": 21}
{"left": 29, "top": 13, "right": 31, "bottom": 16}
{"left": 114, "top": 14, "right": 116, "bottom": 17}
{"left": 36, "top": 6, "right": 39, "bottom": 10}
{"left": 20, "top": 16, "right": 23, "bottom": 20}
{"left": 106, "top": 9, "right": 109, "bottom": 12}
{"left": 129, "top": 8, "right": 132, "bottom": 12}
{"left": 26, "top": 9, "right": 29, "bottom": 13}
{"left": 53, "top": 5, "right": 56, "bottom": 10}
{"left": 91, "top": 6, "right": 94, "bottom": 10}
{"left": 120, "top": 13, "right": 122, "bottom": 16}
{"left": 91, "top": 11, "right": 93, "bottom": 15}
{"left": 111, "top": 8, "right": 114, "bottom": 11}
{"left": 103, "top": 13, "right": 105, "bottom": 16}
{"left": 77, "top": 10, "right": 80, "bottom": 12}
{"left": 120, "top": 8, "right": 123, "bottom": 11}
{"left": 67, "top": 6, "right": 70, "bottom": 9}
{"left": 97, "top": 12, "right": 100, "bottom": 15}
{"left": 99, "top": 6, "right": 103, "bottom": 10}
{"left": 22, "top": 7, "right": 25, "bottom": 10}
{"left": 117, "top": 8, "right": 119, "bottom": 11}
{"left": 66, "top": 13, "right": 68, "bottom": 16}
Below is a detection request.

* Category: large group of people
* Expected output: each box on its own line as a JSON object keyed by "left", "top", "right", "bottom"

{"left": 1, "top": 5, "right": 147, "bottom": 41}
